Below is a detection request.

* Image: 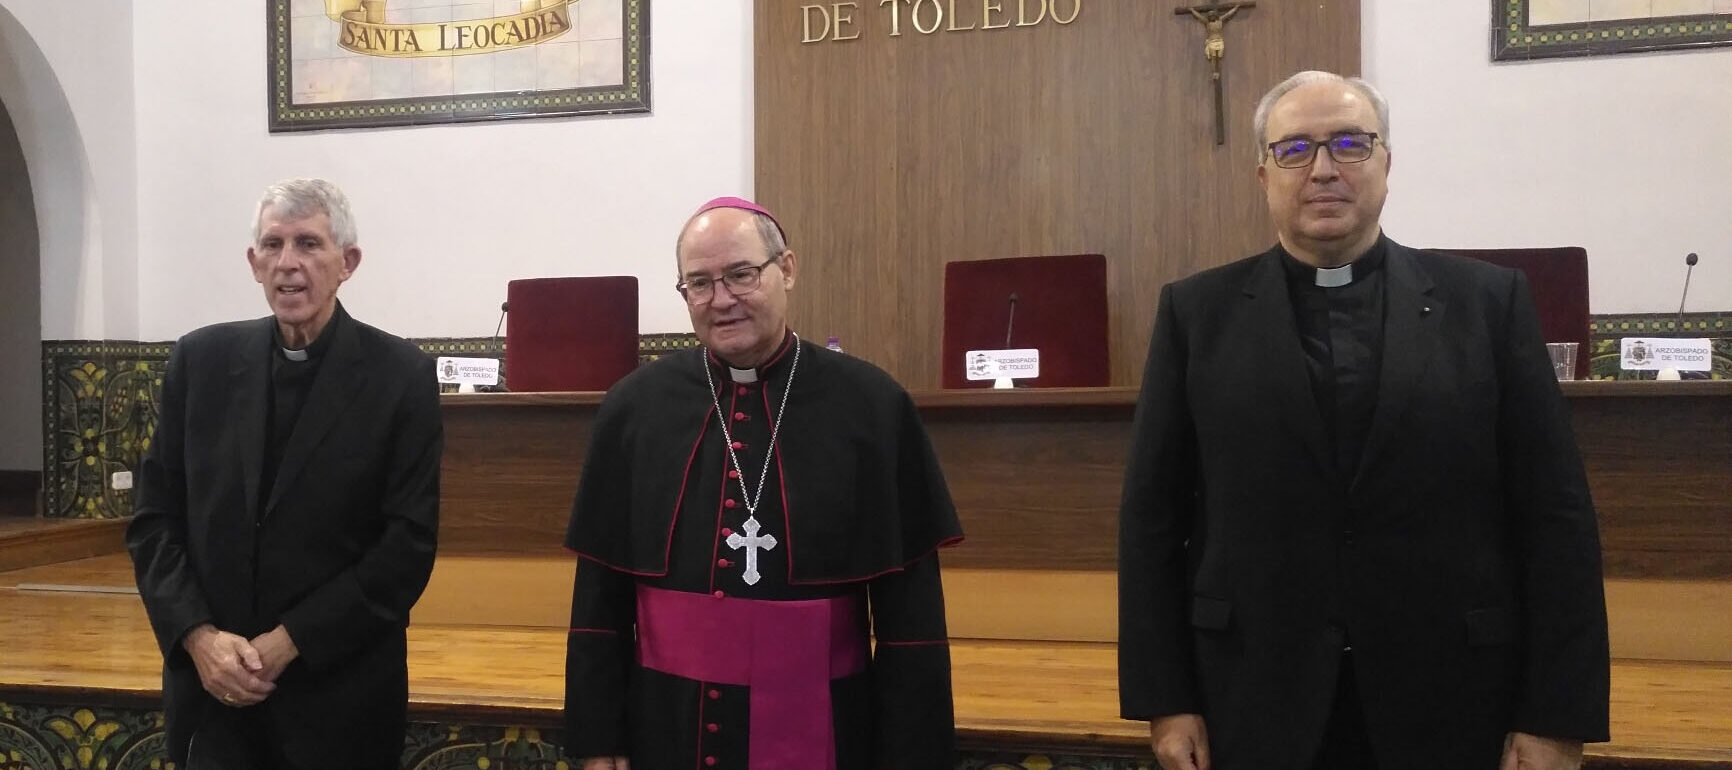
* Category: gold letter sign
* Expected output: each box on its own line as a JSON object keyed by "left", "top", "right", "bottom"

{"left": 328, "top": 0, "right": 576, "bottom": 58}
{"left": 843, "top": 0, "right": 1080, "bottom": 41}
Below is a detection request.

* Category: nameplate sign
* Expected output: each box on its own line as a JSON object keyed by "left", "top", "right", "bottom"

{"left": 966, "top": 348, "right": 1041, "bottom": 381}
{"left": 1620, "top": 338, "right": 1713, "bottom": 372}
{"left": 801, "top": 0, "right": 1082, "bottom": 43}
{"left": 437, "top": 357, "right": 502, "bottom": 385}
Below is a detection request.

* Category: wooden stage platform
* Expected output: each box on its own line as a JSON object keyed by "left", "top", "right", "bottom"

{"left": 2, "top": 554, "right": 1730, "bottom": 768}
{"left": 3, "top": 380, "right": 1729, "bottom": 768}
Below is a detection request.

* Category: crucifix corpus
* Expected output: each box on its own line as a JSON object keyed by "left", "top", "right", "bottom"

{"left": 1176, "top": 2, "right": 1255, "bottom": 146}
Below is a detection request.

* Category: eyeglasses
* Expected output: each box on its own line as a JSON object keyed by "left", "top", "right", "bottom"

{"left": 1265, "top": 132, "right": 1381, "bottom": 169}
{"left": 675, "top": 254, "right": 782, "bottom": 305}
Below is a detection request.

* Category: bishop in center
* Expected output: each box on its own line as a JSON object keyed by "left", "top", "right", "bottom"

{"left": 562, "top": 197, "right": 965, "bottom": 770}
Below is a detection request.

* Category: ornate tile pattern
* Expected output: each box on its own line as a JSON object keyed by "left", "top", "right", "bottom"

{"left": 1495, "top": 0, "right": 1732, "bottom": 60}
{"left": 0, "top": 700, "right": 1149, "bottom": 770}
{"left": 1587, "top": 312, "right": 1731, "bottom": 380}
{"left": 37, "top": 333, "right": 700, "bottom": 519}
{"left": 38, "top": 342, "right": 169, "bottom": 520}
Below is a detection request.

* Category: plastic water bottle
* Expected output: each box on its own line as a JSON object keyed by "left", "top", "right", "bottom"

{"left": 825, "top": 336, "right": 844, "bottom": 353}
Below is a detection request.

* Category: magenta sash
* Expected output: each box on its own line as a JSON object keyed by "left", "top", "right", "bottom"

{"left": 635, "top": 586, "right": 869, "bottom": 770}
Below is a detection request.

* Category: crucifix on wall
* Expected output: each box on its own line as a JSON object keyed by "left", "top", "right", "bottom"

{"left": 1175, "top": 2, "right": 1256, "bottom": 146}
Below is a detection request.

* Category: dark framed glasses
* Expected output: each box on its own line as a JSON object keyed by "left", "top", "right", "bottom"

{"left": 675, "top": 254, "right": 782, "bottom": 305}
{"left": 1265, "top": 132, "right": 1380, "bottom": 169}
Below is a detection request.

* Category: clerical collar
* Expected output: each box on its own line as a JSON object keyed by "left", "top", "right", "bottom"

{"left": 1278, "top": 236, "right": 1388, "bottom": 289}
{"left": 709, "top": 330, "right": 796, "bottom": 384}
{"left": 273, "top": 301, "right": 345, "bottom": 363}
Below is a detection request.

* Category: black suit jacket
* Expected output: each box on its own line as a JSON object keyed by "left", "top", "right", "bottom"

{"left": 1117, "top": 240, "right": 1610, "bottom": 769}
{"left": 128, "top": 305, "right": 442, "bottom": 765}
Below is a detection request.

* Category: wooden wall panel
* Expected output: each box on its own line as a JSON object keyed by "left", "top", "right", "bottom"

{"left": 755, "top": 0, "right": 1361, "bottom": 388}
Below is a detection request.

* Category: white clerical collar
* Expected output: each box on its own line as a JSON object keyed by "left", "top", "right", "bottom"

{"left": 281, "top": 347, "right": 309, "bottom": 362}
{"left": 728, "top": 367, "right": 759, "bottom": 383}
{"left": 1315, "top": 264, "right": 1353, "bottom": 288}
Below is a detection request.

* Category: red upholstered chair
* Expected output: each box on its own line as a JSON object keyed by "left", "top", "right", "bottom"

{"left": 941, "top": 254, "right": 1109, "bottom": 389}
{"left": 1434, "top": 247, "right": 1590, "bottom": 380}
{"left": 505, "top": 276, "right": 640, "bottom": 392}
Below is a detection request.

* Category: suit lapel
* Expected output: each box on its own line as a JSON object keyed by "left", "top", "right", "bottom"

{"left": 263, "top": 314, "right": 368, "bottom": 517}
{"left": 1352, "top": 245, "right": 1443, "bottom": 492}
{"left": 1241, "top": 252, "right": 1337, "bottom": 482}
{"left": 230, "top": 319, "right": 273, "bottom": 519}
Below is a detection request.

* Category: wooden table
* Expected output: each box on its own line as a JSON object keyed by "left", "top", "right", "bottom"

{"left": 439, "top": 381, "right": 1732, "bottom": 579}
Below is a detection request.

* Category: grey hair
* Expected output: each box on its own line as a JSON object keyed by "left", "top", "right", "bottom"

{"left": 251, "top": 178, "right": 358, "bottom": 249}
{"left": 674, "top": 210, "right": 787, "bottom": 271}
{"left": 1252, "top": 71, "right": 1391, "bottom": 163}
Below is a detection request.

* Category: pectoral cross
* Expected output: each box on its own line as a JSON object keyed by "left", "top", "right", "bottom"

{"left": 1176, "top": 2, "right": 1255, "bottom": 146}
{"left": 725, "top": 516, "right": 778, "bottom": 586}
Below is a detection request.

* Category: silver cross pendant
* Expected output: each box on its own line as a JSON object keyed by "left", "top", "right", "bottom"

{"left": 724, "top": 516, "right": 778, "bottom": 586}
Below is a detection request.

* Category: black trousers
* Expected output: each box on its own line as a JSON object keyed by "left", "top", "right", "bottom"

{"left": 185, "top": 705, "right": 281, "bottom": 770}
{"left": 1310, "top": 651, "right": 1377, "bottom": 770}
{"left": 185, "top": 704, "right": 398, "bottom": 770}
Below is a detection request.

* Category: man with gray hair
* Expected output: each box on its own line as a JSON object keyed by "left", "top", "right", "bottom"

{"left": 1118, "top": 72, "right": 1609, "bottom": 769}
{"left": 129, "top": 178, "right": 442, "bottom": 769}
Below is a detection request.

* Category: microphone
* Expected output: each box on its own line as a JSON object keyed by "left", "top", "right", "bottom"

{"left": 1000, "top": 292, "right": 1029, "bottom": 388}
{"left": 1668, "top": 253, "right": 1704, "bottom": 381}
{"left": 1676, "top": 253, "right": 1697, "bottom": 330}
{"left": 478, "top": 300, "right": 510, "bottom": 392}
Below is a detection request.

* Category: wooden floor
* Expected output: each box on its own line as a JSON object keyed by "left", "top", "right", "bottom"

{"left": 1, "top": 556, "right": 1729, "bottom": 764}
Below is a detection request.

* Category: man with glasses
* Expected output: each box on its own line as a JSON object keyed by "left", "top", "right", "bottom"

{"left": 561, "top": 197, "right": 963, "bottom": 769}
{"left": 1118, "top": 72, "right": 1609, "bottom": 770}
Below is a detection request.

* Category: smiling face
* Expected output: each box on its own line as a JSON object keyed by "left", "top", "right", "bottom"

{"left": 247, "top": 206, "right": 361, "bottom": 349}
{"left": 1257, "top": 80, "right": 1393, "bottom": 267}
{"left": 676, "top": 208, "right": 797, "bottom": 368}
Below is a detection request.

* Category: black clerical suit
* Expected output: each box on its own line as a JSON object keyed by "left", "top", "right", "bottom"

{"left": 128, "top": 303, "right": 442, "bottom": 769}
{"left": 1118, "top": 237, "right": 1610, "bottom": 769}
{"left": 565, "top": 334, "right": 962, "bottom": 769}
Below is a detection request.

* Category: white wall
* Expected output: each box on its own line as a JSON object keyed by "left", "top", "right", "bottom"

{"left": 0, "top": 0, "right": 137, "bottom": 340}
{"left": 133, "top": 0, "right": 753, "bottom": 341}
{"left": 0, "top": 95, "right": 40, "bottom": 470}
{"left": 1364, "top": 0, "right": 1732, "bottom": 315}
{"left": 8, "top": 0, "right": 1727, "bottom": 349}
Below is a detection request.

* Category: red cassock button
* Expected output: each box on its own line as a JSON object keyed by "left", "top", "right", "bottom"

{"left": 708, "top": 689, "right": 721, "bottom": 699}
{"left": 733, "top": 412, "right": 748, "bottom": 421}
{"left": 720, "top": 527, "right": 733, "bottom": 536}
{"left": 736, "top": 386, "right": 748, "bottom": 396}
{"left": 731, "top": 441, "right": 745, "bottom": 450}
{"left": 707, "top": 723, "right": 719, "bottom": 733}
{"left": 712, "top": 591, "right": 724, "bottom": 599}
{"left": 717, "top": 558, "right": 731, "bottom": 568}
{"left": 705, "top": 758, "right": 717, "bottom": 767}
{"left": 727, "top": 470, "right": 739, "bottom": 479}
{"left": 724, "top": 499, "right": 737, "bottom": 509}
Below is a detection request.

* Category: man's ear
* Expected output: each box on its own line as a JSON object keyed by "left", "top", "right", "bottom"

{"left": 778, "top": 250, "right": 797, "bottom": 291}
{"left": 340, "top": 246, "right": 363, "bottom": 281}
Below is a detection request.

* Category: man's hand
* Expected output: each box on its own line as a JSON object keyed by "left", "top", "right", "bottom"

{"left": 180, "top": 623, "right": 275, "bottom": 707}
{"left": 581, "top": 758, "right": 630, "bottom": 770}
{"left": 1501, "top": 732, "right": 1584, "bottom": 770}
{"left": 249, "top": 625, "right": 301, "bottom": 683}
{"left": 1150, "top": 713, "right": 1211, "bottom": 770}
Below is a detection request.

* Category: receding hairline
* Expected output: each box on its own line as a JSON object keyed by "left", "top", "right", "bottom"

{"left": 673, "top": 208, "right": 786, "bottom": 274}
{"left": 1267, "top": 81, "right": 1380, "bottom": 134}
